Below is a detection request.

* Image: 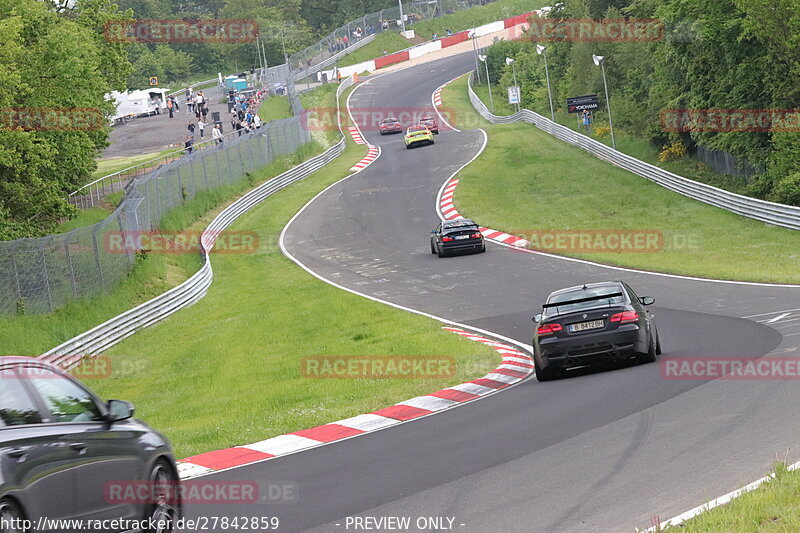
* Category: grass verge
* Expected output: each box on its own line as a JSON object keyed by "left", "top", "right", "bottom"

{"left": 77, "top": 83, "right": 500, "bottom": 458}
{"left": 667, "top": 462, "right": 800, "bottom": 531}
{"left": 92, "top": 149, "right": 176, "bottom": 179}
{"left": 443, "top": 74, "right": 800, "bottom": 284}
{"left": 338, "top": 0, "right": 535, "bottom": 67}
{"left": 258, "top": 95, "right": 293, "bottom": 122}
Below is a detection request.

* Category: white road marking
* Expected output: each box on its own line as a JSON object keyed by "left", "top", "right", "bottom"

{"left": 766, "top": 312, "right": 791, "bottom": 324}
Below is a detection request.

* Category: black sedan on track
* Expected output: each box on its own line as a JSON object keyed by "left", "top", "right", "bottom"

{"left": 0, "top": 356, "right": 180, "bottom": 532}
{"left": 431, "top": 218, "right": 485, "bottom": 257}
{"left": 532, "top": 281, "right": 661, "bottom": 381}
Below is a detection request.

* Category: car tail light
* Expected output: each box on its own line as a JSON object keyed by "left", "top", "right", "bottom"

{"left": 470, "top": 232, "right": 482, "bottom": 239}
{"left": 610, "top": 311, "right": 639, "bottom": 324}
{"left": 537, "top": 323, "right": 563, "bottom": 336}
{"left": 442, "top": 236, "right": 454, "bottom": 242}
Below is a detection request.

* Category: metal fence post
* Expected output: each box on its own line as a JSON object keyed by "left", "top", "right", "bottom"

{"left": 63, "top": 235, "right": 78, "bottom": 298}
{"left": 91, "top": 226, "right": 105, "bottom": 288}
{"left": 40, "top": 246, "right": 53, "bottom": 313}
{"left": 10, "top": 252, "right": 21, "bottom": 301}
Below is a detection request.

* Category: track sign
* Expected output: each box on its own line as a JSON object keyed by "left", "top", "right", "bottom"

{"left": 507, "top": 86, "right": 520, "bottom": 105}
{"left": 567, "top": 94, "right": 599, "bottom": 113}
{"left": 149, "top": 76, "right": 158, "bottom": 86}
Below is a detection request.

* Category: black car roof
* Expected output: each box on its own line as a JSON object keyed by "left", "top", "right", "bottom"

{"left": 547, "top": 281, "right": 623, "bottom": 297}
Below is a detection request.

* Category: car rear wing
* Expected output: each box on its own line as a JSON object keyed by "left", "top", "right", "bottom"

{"left": 542, "top": 292, "right": 623, "bottom": 309}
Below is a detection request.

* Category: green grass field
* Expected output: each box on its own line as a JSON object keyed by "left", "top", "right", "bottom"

{"left": 257, "top": 94, "right": 293, "bottom": 122}
{"left": 338, "top": 0, "right": 536, "bottom": 67}
{"left": 92, "top": 149, "right": 177, "bottom": 179}
{"left": 442, "top": 74, "right": 800, "bottom": 283}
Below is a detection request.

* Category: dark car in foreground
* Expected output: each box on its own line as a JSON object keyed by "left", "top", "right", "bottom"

{"left": 0, "top": 356, "right": 180, "bottom": 532}
{"left": 532, "top": 281, "right": 661, "bottom": 381}
{"left": 431, "top": 218, "right": 485, "bottom": 257}
{"left": 418, "top": 115, "right": 439, "bottom": 134}
{"left": 379, "top": 117, "right": 402, "bottom": 135}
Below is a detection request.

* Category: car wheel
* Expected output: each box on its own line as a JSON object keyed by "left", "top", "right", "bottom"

{"left": 655, "top": 335, "right": 662, "bottom": 355}
{"left": 430, "top": 139, "right": 435, "bottom": 145}
{"left": 143, "top": 460, "right": 179, "bottom": 532}
{"left": 0, "top": 498, "right": 26, "bottom": 533}
{"left": 431, "top": 241, "right": 437, "bottom": 254}
{"left": 479, "top": 243, "right": 486, "bottom": 253}
{"left": 534, "top": 357, "right": 557, "bottom": 382}
{"left": 436, "top": 245, "right": 447, "bottom": 258}
{"left": 638, "top": 335, "right": 658, "bottom": 364}
{"left": 406, "top": 144, "right": 410, "bottom": 149}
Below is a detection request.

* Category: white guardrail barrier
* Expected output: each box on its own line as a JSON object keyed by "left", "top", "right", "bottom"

{"left": 467, "top": 73, "right": 800, "bottom": 231}
{"left": 40, "top": 77, "right": 356, "bottom": 366}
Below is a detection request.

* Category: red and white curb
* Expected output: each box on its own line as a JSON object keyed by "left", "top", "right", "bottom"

{"left": 348, "top": 126, "right": 365, "bottom": 144}
{"left": 176, "top": 327, "right": 533, "bottom": 480}
{"left": 350, "top": 145, "right": 380, "bottom": 172}
{"left": 433, "top": 87, "right": 444, "bottom": 107}
{"left": 439, "top": 178, "right": 529, "bottom": 248}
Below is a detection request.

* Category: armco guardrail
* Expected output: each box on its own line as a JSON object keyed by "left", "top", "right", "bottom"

{"left": 467, "top": 73, "right": 800, "bottom": 231}
{"left": 40, "top": 76, "right": 357, "bottom": 365}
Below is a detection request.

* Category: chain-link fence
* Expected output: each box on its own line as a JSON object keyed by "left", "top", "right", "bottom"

{"left": 0, "top": 76, "right": 310, "bottom": 315}
{"left": 694, "top": 145, "right": 764, "bottom": 180}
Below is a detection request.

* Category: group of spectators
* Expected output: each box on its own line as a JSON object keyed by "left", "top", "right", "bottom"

{"left": 229, "top": 91, "right": 263, "bottom": 138}
{"left": 185, "top": 87, "right": 210, "bottom": 121}
{"left": 183, "top": 86, "right": 268, "bottom": 153}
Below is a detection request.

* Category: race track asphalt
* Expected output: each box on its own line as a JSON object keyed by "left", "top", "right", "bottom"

{"left": 180, "top": 52, "right": 800, "bottom": 533}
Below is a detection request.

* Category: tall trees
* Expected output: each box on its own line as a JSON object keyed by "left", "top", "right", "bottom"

{"left": 0, "top": 0, "right": 131, "bottom": 239}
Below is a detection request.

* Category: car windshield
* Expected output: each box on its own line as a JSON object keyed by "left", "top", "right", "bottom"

{"left": 544, "top": 287, "right": 625, "bottom": 317}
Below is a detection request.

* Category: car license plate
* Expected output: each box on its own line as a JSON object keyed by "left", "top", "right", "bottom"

{"left": 455, "top": 235, "right": 470, "bottom": 240}
{"left": 570, "top": 320, "right": 604, "bottom": 332}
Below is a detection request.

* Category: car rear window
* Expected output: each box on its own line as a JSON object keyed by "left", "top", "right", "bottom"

{"left": 544, "top": 287, "right": 625, "bottom": 317}
{"left": 444, "top": 226, "right": 478, "bottom": 235}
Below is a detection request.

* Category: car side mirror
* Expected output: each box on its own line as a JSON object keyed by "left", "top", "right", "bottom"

{"left": 532, "top": 313, "right": 542, "bottom": 323}
{"left": 639, "top": 296, "right": 655, "bottom": 306}
{"left": 107, "top": 399, "right": 134, "bottom": 423}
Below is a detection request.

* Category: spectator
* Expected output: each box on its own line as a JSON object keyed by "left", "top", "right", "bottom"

{"left": 212, "top": 123, "right": 223, "bottom": 145}
{"left": 235, "top": 118, "right": 243, "bottom": 136}
{"left": 253, "top": 114, "right": 261, "bottom": 129}
{"left": 184, "top": 134, "right": 193, "bottom": 154}
{"left": 198, "top": 119, "right": 207, "bottom": 138}
{"left": 582, "top": 110, "right": 592, "bottom": 133}
{"left": 166, "top": 96, "right": 174, "bottom": 118}
{"left": 230, "top": 111, "right": 238, "bottom": 133}
{"left": 187, "top": 121, "right": 195, "bottom": 138}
